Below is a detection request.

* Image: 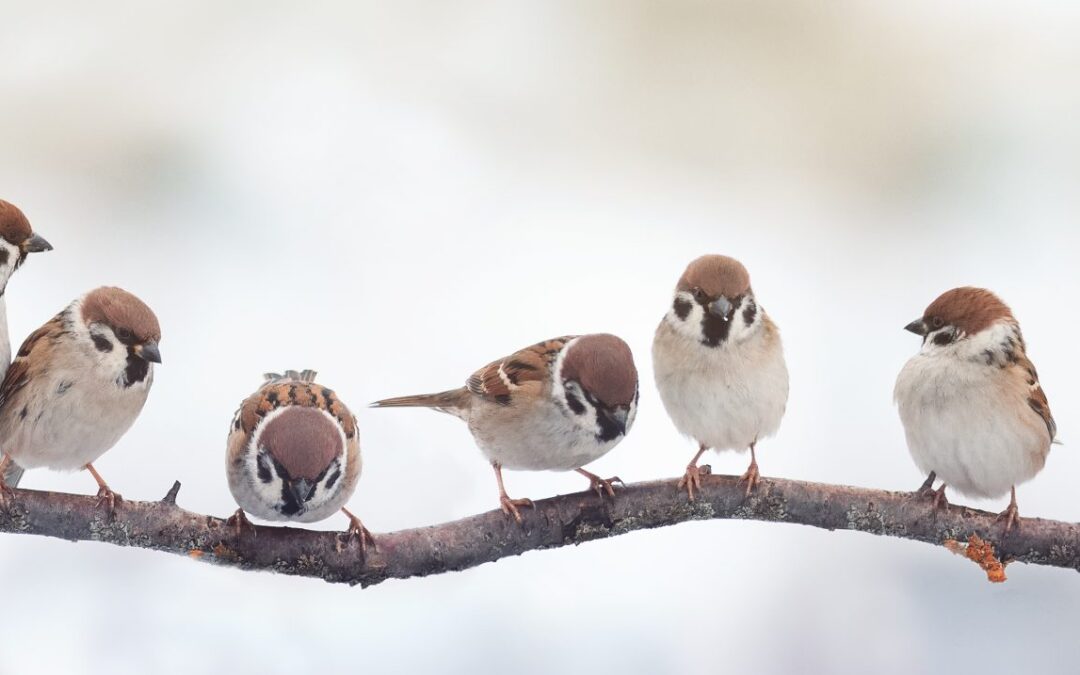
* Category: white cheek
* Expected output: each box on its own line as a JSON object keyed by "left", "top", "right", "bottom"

{"left": 0, "top": 240, "right": 19, "bottom": 286}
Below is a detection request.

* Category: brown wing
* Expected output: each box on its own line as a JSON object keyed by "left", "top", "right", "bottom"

{"left": 0, "top": 313, "right": 66, "bottom": 411}
{"left": 1014, "top": 351, "right": 1056, "bottom": 442}
{"left": 466, "top": 336, "right": 574, "bottom": 405}
{"left": 232, "top": 374, "right": 357, "bottom": 441}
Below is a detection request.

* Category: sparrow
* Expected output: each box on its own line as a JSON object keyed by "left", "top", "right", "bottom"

{"left": 372, "top": 334, "right": 639, "bottom": 523}
{"left": 225, "top": 369, "right": 373, "bottom": 551}
{"left": 895, "top": 287, "right": 1056, "bottom": 532}
{"left": 653, "top": 255, "right": 789, "bottom": 499}
{"left": 0, "top": 286, "right": 161, "bottom": 508}
{"left": 0, "top": 200, "right": 53, "bottom": 382}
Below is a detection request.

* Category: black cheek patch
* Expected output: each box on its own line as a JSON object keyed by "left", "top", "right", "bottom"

{"left": 565, "top": 391, "right": 586, "bottom": 415}
{"left": 92, "top": 334, "right": 113, "bottom": 353}
{"left": 932, "top": 331, "right": 954, "bottom": 347}
{"left": 742, "top": 301, "right": 757, "bottom": 327}
{"left": 673, "top": 298, "right": 692, "bottom": 320}
{"left": 0, "top": 249, "right": 8, "bottom": 266}
{"left": 325, "top": 466, "right": 342, "bottom": 490}
{"left": 256, "top": 453, "right": 273, "bottom": 483}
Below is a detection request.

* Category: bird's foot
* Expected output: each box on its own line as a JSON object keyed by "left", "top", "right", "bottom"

{"left": 95, "top": 485, "right": 123, "bottom": 516}
{"left": 997, "top": 502, "right": 1021, "bottom": 535}
{"left": 737, "top": 461, "right": 761, "bottom": 497}
{"left": 499, "top": 495, "right": 535, "bottom": 524}
{"left": 577, "top": 469, "right": 623, "bottom": 499}
{"left": 339, "top": 511, "right": 377, "bottom": 554}
{"left": 678, "top": 464, "right": 710, "bottom": 501}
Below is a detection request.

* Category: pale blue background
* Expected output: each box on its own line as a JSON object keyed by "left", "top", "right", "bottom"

{"left": 1, "top": 2, "right": 1079, "bottom": 673}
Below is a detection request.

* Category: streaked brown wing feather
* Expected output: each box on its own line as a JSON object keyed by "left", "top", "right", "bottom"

{"left": 1014, "top": 351, "right": 1056, "bottom": 441}
{"left": 235, "top": 375, "right": 357, "bottom": 440}
{"left": 466, "top": 336, "right": 574, "bottom": 405}
{"left": 0, "top": 314, "right": 66, "bottom": 410}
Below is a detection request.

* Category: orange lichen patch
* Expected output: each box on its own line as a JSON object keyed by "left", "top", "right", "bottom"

{"left": 189, "top": 549, "right": 205, "bottom": 559}
{"left": 944, "top": 535, "right": 1008, "bottom": 583}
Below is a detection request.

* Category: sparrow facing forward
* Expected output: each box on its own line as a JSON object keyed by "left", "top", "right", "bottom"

{"left": 372, "top": 334, "right": 639, "bottom": 522}
{"left": 895, "top": 287, "right": 1056, "bottom": 532}
{"left": 0, "top": 200, "right": 53, "bottom": 381}
{"left": 653, "top": 255, "right": 790, "bottom": 499}
{"left": 0, "top": 286, "right": 161, "bottom": 508}
{"left": 225, "top": 370, "right": 373, "bottom": 550}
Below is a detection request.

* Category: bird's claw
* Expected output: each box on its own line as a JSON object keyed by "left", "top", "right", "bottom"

{"left": 678, "top": 464, "right": 709, "bottom": 501}
{"left": 339, "top": 515, "right": 377, "bottom": 554}
{"left": 95, "top": 486, "right": 123, "bottom": 516}
{"left": 737, "top": 462, "right": 761, "bottom": 497}
{"left": 499, "top": 496, "right": 535, "bottom": 524}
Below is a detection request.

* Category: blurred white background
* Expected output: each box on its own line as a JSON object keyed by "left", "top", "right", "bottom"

{"left": 2, "top": 1, "right": 1079, "bottom": 673}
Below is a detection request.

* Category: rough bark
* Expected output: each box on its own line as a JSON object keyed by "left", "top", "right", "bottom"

{"left": 1, "top": 472, "right": 1077, "bottom": 587}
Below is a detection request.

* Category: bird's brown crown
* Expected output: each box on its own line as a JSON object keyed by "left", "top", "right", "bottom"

{"left": 0, "top": 200, "right": 33, "bottom": 245}
{"left": 260, "top": 407, "right": 342, "bottom": 480}
{"left": 561, "top": 334, "right": 638, "bottom": 408}
{"left": 81, "top": 287, "right": 162, "bottom": 343}
{"left": 676, "top": 255, "right": 751, "bottom": 298}
{"left": 923, "top": 287, "right": 1015, "bottom": 336}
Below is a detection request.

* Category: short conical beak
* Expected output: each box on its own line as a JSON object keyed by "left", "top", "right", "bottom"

{"left": 22, "top": 234, "right": 52, "bottom": 253}
{"left": 708, "top": 296, "right": 734, "bottom": 321}
{"left": 137, "top": 341, "right": 162, "bottom": 363}
{"left": 289, "top": 478, "right": 313, "bottom": 505}
{"left": 904, "top": 319, "right": 927, "bottom": 336}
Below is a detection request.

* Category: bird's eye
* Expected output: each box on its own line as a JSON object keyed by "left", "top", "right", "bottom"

{"left": 930, "top": 317, "right": 945, "bottom": 329}
{"left": 692, "top": 288, "right": 707, "bottom": 302}
{"left": 116, "top": 328, "right": 133, "bottom": 341}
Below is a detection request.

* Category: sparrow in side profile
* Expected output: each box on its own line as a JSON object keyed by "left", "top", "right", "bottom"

{"left": 225, "top": 370, "right": 373, "bottom": 551}
{"left": 653, "top": 255, "right": 789, "bottom": 499}
{"left": 0, "top": 200, "right": 53, "bottom": 382}
{"left": 895, "top": 287, "right": 1056, "bottom": 532}
{"left": 0, "top": 287, "right": 161, "bottom": 507}
{"left": 372, "top": 334, "right": 639, "bottom": 523}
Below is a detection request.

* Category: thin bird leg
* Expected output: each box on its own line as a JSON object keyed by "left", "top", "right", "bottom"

{"left": 0, "top": 455, "right": 16, "bottom": 509}
{"left": 575, "top": 468, "right": 623, "bottom": 499}
{"left": 678, "top": 445, "right": 709, "bottom": 501}
{"left": 85, "top": 463, "right": 123, "bottom": 514}
{"left": 493, "top": 462, "right": 533, "bottom": 524}
{"left": 339, "top": 507, "right": 377, "bottom": 554}
{"left": 998, "top": 486, "right": 1021, "bottom": 534}
{"left": 737, "top": 442, "right": 761, "bottom": 496}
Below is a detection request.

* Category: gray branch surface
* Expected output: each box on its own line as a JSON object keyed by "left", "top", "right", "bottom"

{"left": 2, "top": 472, "right": 1078, "bottom": 587}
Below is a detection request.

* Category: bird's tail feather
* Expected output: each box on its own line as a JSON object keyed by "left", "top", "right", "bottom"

{"left": 370, "top": 388, "right": 468, "bottom": 411}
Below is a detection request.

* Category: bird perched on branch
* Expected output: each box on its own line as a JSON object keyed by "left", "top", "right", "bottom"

{"left": 226, "top": 370, "right": 373, "bottom": 551}
{"left": 895, "top": 287, "right": 1056, "bottom": 533}
{"left": 0, "top": 200, "right": 53, "bottom": 383}
{"left": 372, "top": 334, "right": 639, "bottom": 523}
{"left": 653, "top": 255, "right": 789, "bottom": 500}
{"left": 0, "top": 287, "right": 161, "bottom": 509}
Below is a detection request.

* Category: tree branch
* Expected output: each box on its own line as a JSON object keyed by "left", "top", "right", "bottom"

{"left": 2, "top": 471, "right": 1078, "bottom": 586}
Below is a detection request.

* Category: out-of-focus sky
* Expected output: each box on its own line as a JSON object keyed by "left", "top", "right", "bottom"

{"left": 1, "top": 2, "right": 1079, "bottom": 673}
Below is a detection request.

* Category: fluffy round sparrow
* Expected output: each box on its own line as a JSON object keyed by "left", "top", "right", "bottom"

{"left": 653, "top": 255, "right": 790, "bottom": 499}
{"left": 226, "top": 370, "right": 373, "bottom": 550}
{"left": 0, "top": 286, "right": 161, "bottom": 508}
{"left": 895, "top": 287, "right": 1056, "bottom": 532}
{"left": 372, "top": 334, "right": 639, "bottom": 522}
{"left": 0, "top": 200, "right": 53, "bottom": 381}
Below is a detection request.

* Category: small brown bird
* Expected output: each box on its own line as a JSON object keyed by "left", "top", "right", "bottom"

{"left": 372, "top": 334, "right": 638, "bottom": 522}
{"left": 0, "top": 287, "right": 161, "bottom": 507}
{"left": 895, "top": 287, "right": 1056, "bottom": 532}
{"left": 653, "top": 255, "right": 789, "bottom": 499}
{"left": 0, "top": 200, "right": 53, "bottom": 382}
{"left": 226, "top": 370, "right": 373, "bottom": 550}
